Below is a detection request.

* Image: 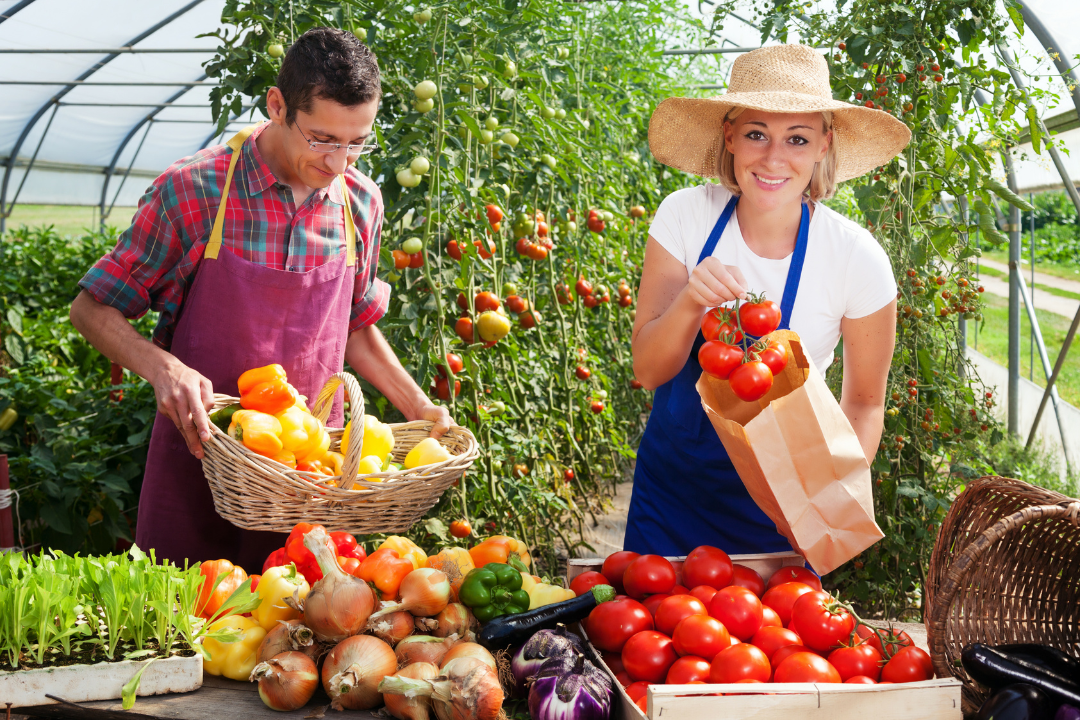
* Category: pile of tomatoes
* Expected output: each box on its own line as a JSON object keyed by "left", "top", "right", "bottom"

{"left": 570, "top": 548, "right": 934, "bottom": 714}
{"left": 699, "top": 295, "right": 789, "bottom": 402}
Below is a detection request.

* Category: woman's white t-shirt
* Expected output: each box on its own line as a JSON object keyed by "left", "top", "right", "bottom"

{"left": 649, "top": 184, "right": 897, "bottom": 374}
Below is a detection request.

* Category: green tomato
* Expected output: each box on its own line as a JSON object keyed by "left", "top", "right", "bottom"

{"left": 479, "top": 129, "right": 494, "bottom": 145}
{"left": 414, "top": 80, "right": 438, "bottom": 100}
{"left": 267, "top": 43, "right": 285, "bottom": 58}
{"left": 502, "top": 282, "right": 518, "bottom": 296}
{"left": 410, "top": 157, "right": 430, "bottom": 175}
{"left": 413, "top": 98, "right": 435, "bottom": 113}
{"left": 558, "top": 47, "right": 570, "bottom": 60}
{"left": 541, "top": 106, "right": 556, "bottom": 119}
{"left": 602, "top": 210, "right": 614, "bottom": 222}
{"left": 567, "top": 221, "right": 577, "bottom": 232}
{"left": 485, "top": 116, "right": 499, "bottom": 131}
{"left": 501, "top": 58, "right": 518, "bottom": 78}
{"left": 541, "top": 154, "right": 557, "bottom": 169}
{"left": 492, "top": 460, "right": 503, "bottom": 472}
{"left": 500, "top": 132, "right": 520, "bottom": 148}
{"left": 555, "top": 108, "right": 567, "bottom": 120}
{"left": 413, "top": 7, "right": 432, "bottom": 23}
{"left": 595, "top": 389, "right": 608, "bottom": 400}
{"left": 489, "top": 401, "right": 506, "bottom": 417}
{"left": 461, "top": 52, "right": 473, "bottom": 66}
{"left": 458, "top": 126, "right": 472, "bottom": 141}
{"left": 396, "top": 168, "right": 421, "bottom": 188}
{"left": 473, "top": 75, "right": 489, "bottom": 90}
{"left": 401, "top": 237, "right": 423, "bottom": 254}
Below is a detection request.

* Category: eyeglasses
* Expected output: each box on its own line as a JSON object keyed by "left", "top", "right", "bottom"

{"left": 296, "top": 123, "right": 379, "bottom": 156}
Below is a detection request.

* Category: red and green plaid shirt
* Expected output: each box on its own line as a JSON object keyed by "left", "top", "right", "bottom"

{"left": 80, "top": 122, "right": 390, "bottom": 350}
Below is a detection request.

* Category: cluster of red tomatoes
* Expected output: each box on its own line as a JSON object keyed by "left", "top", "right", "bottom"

{"left": 569, "top": 547, "right": 934, "bottom": 713}
{"left": 698, "top": 297, "right": 788, "bottom": 402}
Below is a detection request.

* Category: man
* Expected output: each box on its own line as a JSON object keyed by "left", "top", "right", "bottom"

{"left": 70, "top": 27, "right": 449, "bottom": 569}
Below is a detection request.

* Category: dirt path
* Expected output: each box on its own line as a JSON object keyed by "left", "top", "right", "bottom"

{"left": 976, "top": 268, "right": 1080, "bottom": 319}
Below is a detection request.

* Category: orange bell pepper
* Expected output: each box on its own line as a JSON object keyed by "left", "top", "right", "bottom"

{"left": 377, "top": 536, "right": 427, "bottom": 570}
{"left": 228, "top": 410, "right": 283, "bottom": 456}
{"left": 427, "top": 547, "right": 475, "bottom": 602}
{"left": 197, "top": 559, "right": 249, "bottom": 619}
{"left": 238, "top": 364, "right": 288, "bottom": 394}
{"left": 239, "top": 364, "right": 298, "bottom": 415}
{"left": 469, "top": 535, "right": 532, "bottom": 572}
{"left": 268, "top": 448, "right": 296, "bottom": 468}
{"left": 358, "top": 548, "right": 414, "bottom": 600}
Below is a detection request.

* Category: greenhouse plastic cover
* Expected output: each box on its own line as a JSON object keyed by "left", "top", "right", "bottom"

{"left": 1, "top": 0, "right": 1079, "bottom": 220}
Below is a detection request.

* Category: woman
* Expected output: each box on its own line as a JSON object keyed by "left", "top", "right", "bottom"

{"left": 625, "top": 44, "right": 910, "bottom": 556}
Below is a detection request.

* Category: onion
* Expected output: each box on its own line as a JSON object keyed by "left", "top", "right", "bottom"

{"left": 511, "top": 626, "right": 586, "bottom": 694}
{"left": 379, "top": 656, "right": 504, "bottom": 720}
{"left": 322, "top": 634, "right": 398, "bottom": 710}
{"left": 431, "top": 603, "right": 477, "bottom": 641}
{"left": 257, "top": 619, "right": 319, "bottom": 663}
{"left": 528, "top": 653, "right": 612, "bottom": 720}
{"left": 441, "top": 641, "right": 497, "bottom": 672}
{"left": 250, "top": 651, "right": 320, "bottom": 712}
{"left": 370, "top": 568, "right": 451, "bottom": 618}
{"left": 396, "top": 635, "right": 458, "bottom": 666}
{"left": 368, "top": 610, "right": 416, "bottom": 646}
{"left": 384, "top": 662, "right": 440, "bottom": 720}
{"left": 302, "top": 526, "right": 375, "bottom": 642}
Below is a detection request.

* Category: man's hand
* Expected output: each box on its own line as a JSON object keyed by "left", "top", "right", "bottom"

{"left": 151, "top": 358, "right": 215, "bottom": 459}
{"left": 416, "top": 402, "right": 452, "bottom": 438}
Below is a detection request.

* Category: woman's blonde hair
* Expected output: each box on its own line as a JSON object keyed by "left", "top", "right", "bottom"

{"left": 717, "top": 107, "right": 838, "bottom": 201}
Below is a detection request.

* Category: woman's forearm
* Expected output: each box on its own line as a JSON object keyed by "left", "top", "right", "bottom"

{"left": 841, "top": 398, "right": 886, "bottom": 464}
{"left": 632, "top": 286, "right": 705, "bottom": 390}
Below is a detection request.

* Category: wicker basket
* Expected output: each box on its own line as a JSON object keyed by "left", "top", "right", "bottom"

{"left": 925, "top": 475, "right": 1080, "bottom": 715}
{"left": 201, "top": 371, "right": 478, "bottom": 535}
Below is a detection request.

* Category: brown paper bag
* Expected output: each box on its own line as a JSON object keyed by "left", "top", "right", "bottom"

{"left": 696, "top": 330, "right": 883, "bottom": 575}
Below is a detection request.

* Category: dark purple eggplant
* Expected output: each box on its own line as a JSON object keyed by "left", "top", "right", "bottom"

{"left": 962, "top": 644, "right": 1080, "bottom": 707}
{"left": 976, "top": 684, "right": 1052, "bottom": 720}
{"left": 995, "top": 645, "right": 1080, "bottom": 684}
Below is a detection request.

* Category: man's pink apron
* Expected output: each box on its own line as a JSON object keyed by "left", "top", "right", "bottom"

{"left": 136, "top": 126, "right": 357, "bottom": 570}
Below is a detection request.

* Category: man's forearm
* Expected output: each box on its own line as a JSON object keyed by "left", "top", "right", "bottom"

{"left": 344, "top": 324, "right": 430, "bottom": 419}
{"left": 69, "top": 290, "right": 175, "bottom": 385}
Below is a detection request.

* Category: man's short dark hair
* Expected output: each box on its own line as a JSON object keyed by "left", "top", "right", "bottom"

{"left": 276, "top": 27, "right": 381, "bottom": 125}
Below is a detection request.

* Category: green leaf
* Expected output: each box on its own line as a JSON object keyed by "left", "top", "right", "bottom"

{"left": 6, "top": 308, "right": 23, "bottom": 336}
{"left": 983, "top": 177, "right": 1034, "bottom": 212}
{"left": 1027, "top": 105, "right": 1042, "bottom": 154}
{"left": 1006, "top": 2, "right": 1024, "bottom": 36}
{"left": 4, "top": 334, "right": 24, "bottom": 365}
{"left": 122, "top": 658, "right": 156, "bottom": 710}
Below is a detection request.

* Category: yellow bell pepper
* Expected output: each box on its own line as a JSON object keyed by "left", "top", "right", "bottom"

{"left": 202, "top": 615, "right": 266, "bottom": 681}
{"left": 377, "top": 536, "right": 427, "bottom": 570}
{"left": 268, "top": 448, "right": 296, "bottom": 468}
{"left": 404, "top": 437, "right": 452, "bottom": 469}
{"left": 238, "top": 364, "right": 297, "bottom": 416}
{"left": 228, "top": 410, "right": 283, "bottom": 456}
{"left": 428, "top": 547, "right": 475, "bottom": 601}
{"left": 356, "top": 455, "right": 384, "bottom": 478}
{"left": 252, "top": 563, "right": 310, "bottom": 631}
{"left": 342, "top": 415, "right": 395, "bottom": 463}
{"left": 519, "top": 573, "right": 576, "bottom": 610}
{"left": 323, "top": 451, "right": 344, "bottom": 476}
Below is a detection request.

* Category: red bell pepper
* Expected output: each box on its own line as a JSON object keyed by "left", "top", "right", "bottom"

{"left": 285, "top": 523, "right": 335, "bottom": 584}
{"left": 330, "top": 531, "right": 367, "bottom": 562}
{"left": 262, "top": 547, "right": 288, "bottom": 574}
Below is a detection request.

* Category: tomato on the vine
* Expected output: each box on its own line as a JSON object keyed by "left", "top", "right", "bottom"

{"left": 485, "top": 204, "right": 504, "bottom": 225}
{"left": 701, "top": 307, "right": 742, "bottom": 342}
{"left": 601, "top": 551, "right": 640, "bottom": 594}
{"left": 672, "top": 614, "right": 730, "bottom": 659}
{"left": 623, "top": 555, "right": 676, "bottom": 598}
{"left": 828, "top": 644, "right": 883, "bottom": 682}
{"left": 729, "top": 361, "right": 773, "bottom": 402}
{"left": 709, "top": 643, "right": 771, "bottom": 683}
{"left": 788, "top": 592, "right": 855, "bottom": 653}
{"left": 392, "top": 249, "right": 410, "bottom": 269}
{"left": 454, "top": 317, "right": 474, "bottom": 343}
{"left": 437, "top": 353, "right": 464, "bottom": 377}
{"left": 622, "top": 631, "right": 678, "bottom": 682}
{"left": 590, "top": 400, "right": 604, "bottom": 414}
{"left": 767, "top": 567, "right": 822, "bottom": 592}
{"left": 682, "top": 545, "right": 733, "bottom": 590}
{"left": 698, "top": 340, "right": 744, "bottom": 379}
{"left": 408, "top": 252, "right": 424, "bottom": 268}
{"left": 474, "top": 291, "right": 500, "bottom": 312}
{"left": 758, "top": 339, "right": 788, "bottom": 376}
{"left": 575, "top": 365, "right": 591, "bottom": 380}
{"left": 505, "top": 295, "right": 528, "bottom": 314}
{"left": 587, "top": 597, "right": 653, "bottom": 652}
{"left": 575, "top": 277, "right": 593, "bottom": 297}
{"left": 432, "top": 376, "right": 461, "bottom": 400}
{"left": 739, "top": 298, "right": 782, "bottom": 336}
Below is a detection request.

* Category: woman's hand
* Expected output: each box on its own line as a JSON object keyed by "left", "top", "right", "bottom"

{"left": 686, "top": 256, "right": 749, "bottom": 307}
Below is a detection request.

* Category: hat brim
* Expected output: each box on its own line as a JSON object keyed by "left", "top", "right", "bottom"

{"left": 648, "top": 92, "right": 912, "bottom": 183}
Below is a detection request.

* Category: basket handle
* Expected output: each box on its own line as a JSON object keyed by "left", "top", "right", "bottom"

{"left": 927, "top": 501, "right": 1080, "bottom": 680}
{"left": 310, "top": 372, "right": 366, "bottom": 490}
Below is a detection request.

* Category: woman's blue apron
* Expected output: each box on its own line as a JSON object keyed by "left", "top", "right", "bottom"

{"left": 624, "top": 196, "right": 811, "bottom": 556}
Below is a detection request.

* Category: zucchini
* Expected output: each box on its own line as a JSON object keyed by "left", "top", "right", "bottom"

{"left": 477, "top": 584, "right": 615, "bottom": 650}
{"left": 962, "top": 643, "right": 1080, "bottom": 707}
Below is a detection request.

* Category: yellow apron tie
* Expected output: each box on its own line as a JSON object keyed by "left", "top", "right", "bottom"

{"left": 205, "top": 125, "right": 357, "bottom": 268}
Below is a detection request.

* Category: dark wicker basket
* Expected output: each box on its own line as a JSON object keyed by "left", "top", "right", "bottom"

{"left": 925, "top": 476, "right": 1080, "bottom": 715}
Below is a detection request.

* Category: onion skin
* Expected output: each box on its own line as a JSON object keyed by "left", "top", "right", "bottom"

{"left": 322, "top": 634, "right": 398, "bottom": 710}
{"left": 384, "top": 662, "right": 440, "bottom": 720}
{"left": 302, "top": 527, "right": 375, "bottom": 642}
{"left": 257, "top": 619, "right": 319, "bottom": 663}
{"left": 370, "top": 568, "right": 451, "bottom": 619}
{"left": 369, "top": 610, "right": 416, "bottom": 646}
{"left": 396, "top": 635, "right": 457, "bottom": 666}
{"left": 440, "top": 642, "right": 497, "bottom": 672}
{"left": 379, "top": 657, "right": 504, "bottom": 720}
{"left": 432, "top": 604, "right": 477, "bottom": 641}
{"left": 250, "top": 651, "right": 319, "bottom": 712}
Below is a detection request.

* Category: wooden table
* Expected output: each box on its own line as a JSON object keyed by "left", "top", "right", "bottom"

{"left": 15, "top": 675, "right": 381, "bottom": 720}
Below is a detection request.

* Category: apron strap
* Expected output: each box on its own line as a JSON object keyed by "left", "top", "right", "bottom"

{"left": 696, "top": 195, "right": 740, "bottom": 266}
{"left": 205, "top": 126, "right": 259, "bottom": 260}
{"left": 339, "top": 175, "right": 356, "bottom": 267}
{"left": 777, "top": 202, "right": 810, "bottom": 331}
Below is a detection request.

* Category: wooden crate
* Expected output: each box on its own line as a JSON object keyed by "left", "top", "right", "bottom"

{"left": 567, "top": 554, "right": 962, "bottom": 720}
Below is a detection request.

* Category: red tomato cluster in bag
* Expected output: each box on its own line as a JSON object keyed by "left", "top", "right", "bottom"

{"left": 698, "top": 295, "right": 792, "bottom": 402}
{"left": 582, "top": 547, "right": 934, "bottom": 695}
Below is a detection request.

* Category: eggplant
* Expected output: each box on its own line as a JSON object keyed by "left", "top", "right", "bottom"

{"left": 976, "top": 684, "right": 1053, "bottom": 720}
{"left": 1057, "top": 705, "right": 1080, "bottom": 720}
{"left": 478, "top": 584, "right": 615, "bottom": 650}
{"left": 996, "top": 645, "right": 1080, "bottom": 684}
{"left": 962, "top": 644, "right": 1080, "bottom": 707}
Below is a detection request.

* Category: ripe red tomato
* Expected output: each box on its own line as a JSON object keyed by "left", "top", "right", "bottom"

{"left": 439, "top": 352, "right": 464, "bottom": 376}
{"left": 485, "top": 204, "right": 504, "bottom": 225}
{"left": 525, "top": 243, "right": 548, "bottom": 261}
{"left": 408, "top": 252, "right": 424, "bottom": 268}
{"left": 789, "top": 592, "right": 855, "bottom": 653}
{"left": 682, "top": 546, "right": 733, "bottom": 590}
{"left": 625, "top": 681, "right": 649, "bottom": 703}
{"left": 519, "top": 310, "right": 538, "bottom": 329}
{"left": 761, "top": 605, "right": 783, "bottom": 628}
{"left": 575, "top": 365, "right": 591, "bottom": 380}
{"left": 698, "top": 340, "right": 744, "bottom": 379}
{"left": 454, "top": 317, "right": 474, "bottom": 343}
{"left": 828, "top": 644, "right": 883, "bottom": 682}
{"left": 505, "top": 295, "right": 528, "bottom": 314}
{"left": 750, "top": 626, "right": 802, "bottom": 661}
{"left": 880, "top": 646, "right": 933, "bottom": 683}
{"left": 590, "top": 400, "right": 604, "bottom": 414}
{"left": 672, "top": 614, "right": 730, "bottom": 659}
{"left": 729, "top": 361, "right": 773, "bottom": 402}
{"left": 446, "top": 240, "right": 463, "bottom": 261}
{"left": 709, "top": 643, "right": 771, "bottom": 683}
{"left": 709, "top": 586, "right": 763, "bottom": 641}
{"left": 689, "top": 585, "right": 718, "bottom": 606}
{"left": 739, "top": 299, "right": 782, "bottom": 336}
{"left": 759, "top": 340, "right": 788, "bottom": 376}
{"left": 701, "top": 307, "right": 742, "bottom": 343}
{"left": 845, "top": 675, "right": 877, "bottom": 684}
{"left": 623, "top": 555, "right": 677, "bottom": 599}
{"left": 474, "top": 291, "right": 500, "bottom": 313}
{"left": 635, "top": 695, "right": 647, "bottom": 713}
{"left": 654, "top": 595, "right": 708, "bottom": 636}
{"left": 770, "top": 644, "right": 807, "bottom": 670}
{"left": 622, "top": 631, "right": 678, "bottom": 683}
{"left": 856, "top": 625, "right": 914, "bottom": 656}
{"left": 601, "top": 651, "right": 625, "bottom": 676}
{"left": 575, "top": 278, "right": 593, "bottom": 297}
{"left": 587, "top": 597, "right": 653, "bottom": 652}
{"left": 449, "top": 519, "right": 471, "bottom": 538}
{"left": 642, "top": 593, "right": 671, "bottom": 617}
{"left": 583, "top": 294, "right": 598, "bottom": 309}
{"left": 773, "top": 651, "right": 841, "bottom": 683}
{"left": 760, "top": 582, "right": 815, "bottom": 626}
{"left": 767, "top": 567, "right": 822, "bottom": 592}
{"left": 731, "top": 564, "right": 765, "bottom": 597}
{"left": 601, "top": 551, "right": 640, "bottom": 594}
{"left": 616, "top": 671, "right": 632, "bottom": 688}
{"left": 666, "top": 656, "right": 712, "bottom": 684}
{"left": 432, "top": 376, "right": 461, "bottom": 400}
{"left": 569, "top": 571, "right": 610, "bottom": 598}
{"left": 670, "top": 585, "right": 689, "bottom": 595}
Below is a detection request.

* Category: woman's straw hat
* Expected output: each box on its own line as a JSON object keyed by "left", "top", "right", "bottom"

{"left": 649, "top": 44, "right": 911, "bottom": 182}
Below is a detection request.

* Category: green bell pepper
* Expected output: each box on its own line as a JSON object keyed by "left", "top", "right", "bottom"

{"left": 459, "top": 563, "right": 531, "bottom": 622}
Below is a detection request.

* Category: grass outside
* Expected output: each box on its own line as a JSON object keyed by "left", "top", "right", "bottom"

{"left": 968, "top": 292, "right": 1080, "bottom": 406}
{"left": 977, "top": 263, "right": 1080, "bottom": 301}
{"left": 982, "top": 248, "right": 1080, "bottom": 282}
{"left": 3, "top": 204, "right": 138, "bottom": 239}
